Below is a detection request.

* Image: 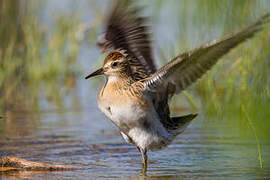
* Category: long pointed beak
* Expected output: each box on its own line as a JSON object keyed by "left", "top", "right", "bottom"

{"left": 85, "top": 67, "right": 104, "bottom": 79}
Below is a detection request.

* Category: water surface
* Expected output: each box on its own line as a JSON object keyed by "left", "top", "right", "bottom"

{"left": 1, "top": 107, "right": 270, "bottom": 179}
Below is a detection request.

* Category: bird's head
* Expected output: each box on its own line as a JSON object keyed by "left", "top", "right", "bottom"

{"left": 85, "top": 51, "right": 129, "bottom": 79}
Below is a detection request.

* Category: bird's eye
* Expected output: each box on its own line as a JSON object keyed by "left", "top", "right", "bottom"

{"left": 111, "top": 62, "right": 118, "bottom": 67}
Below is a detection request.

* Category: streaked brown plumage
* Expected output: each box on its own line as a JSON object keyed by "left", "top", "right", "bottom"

{"left": 86, "top": 1, "right": 270, "bottom": 173}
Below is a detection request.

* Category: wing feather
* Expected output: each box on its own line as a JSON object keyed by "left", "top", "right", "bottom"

{"left": 143, "top": 13, "right": 270, "bottom": 96}
{"left": 98, "top": 0, "right": 156, "bottom": 80}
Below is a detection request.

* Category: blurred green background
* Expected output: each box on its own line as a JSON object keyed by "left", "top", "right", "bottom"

{"left": 0, "top": 0, "right": 270, "bottom": 177}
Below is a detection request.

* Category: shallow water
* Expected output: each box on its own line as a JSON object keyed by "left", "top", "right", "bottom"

{"left": 1, "top": 107, "right": 270, "bottom": 179}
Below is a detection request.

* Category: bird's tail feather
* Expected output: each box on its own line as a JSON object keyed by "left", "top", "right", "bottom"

{"left": 169, "top": 113, "right": 197, "bottom": 136}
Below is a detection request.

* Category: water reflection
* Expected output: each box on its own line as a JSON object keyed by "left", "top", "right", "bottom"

{"left": 0, "top": 111, "right": 40, "bottom": 138}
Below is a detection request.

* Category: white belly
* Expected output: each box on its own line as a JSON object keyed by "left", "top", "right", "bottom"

{"left": 98, "top": 98, "right": 170, "bottom": 150}
{"left": 98, "top": 98, "right": 146, "bottom": 127}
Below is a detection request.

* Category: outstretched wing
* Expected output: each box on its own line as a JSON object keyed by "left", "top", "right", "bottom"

{"left": 98, "top": 0, "right": 156, "bottom": 80}
{"left": 143, "top": 13, "right": 270, "bottom": 97}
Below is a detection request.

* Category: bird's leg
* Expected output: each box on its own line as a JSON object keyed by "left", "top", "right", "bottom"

{"left": 139, "top": 148, "right": 147, "bottom": 174}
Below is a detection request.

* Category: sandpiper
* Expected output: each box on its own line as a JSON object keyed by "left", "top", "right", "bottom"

{"left": 85, "top": 1, "right": 270, "bottom": 173}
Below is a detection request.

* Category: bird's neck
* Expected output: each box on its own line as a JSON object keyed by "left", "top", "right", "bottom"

{"left": 106, "top": 72, "right": 134, "bottom": 87}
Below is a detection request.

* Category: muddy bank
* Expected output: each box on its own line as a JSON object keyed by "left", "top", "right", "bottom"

{"left": 0, "top": 156, "right": 79, "bottom": 172}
